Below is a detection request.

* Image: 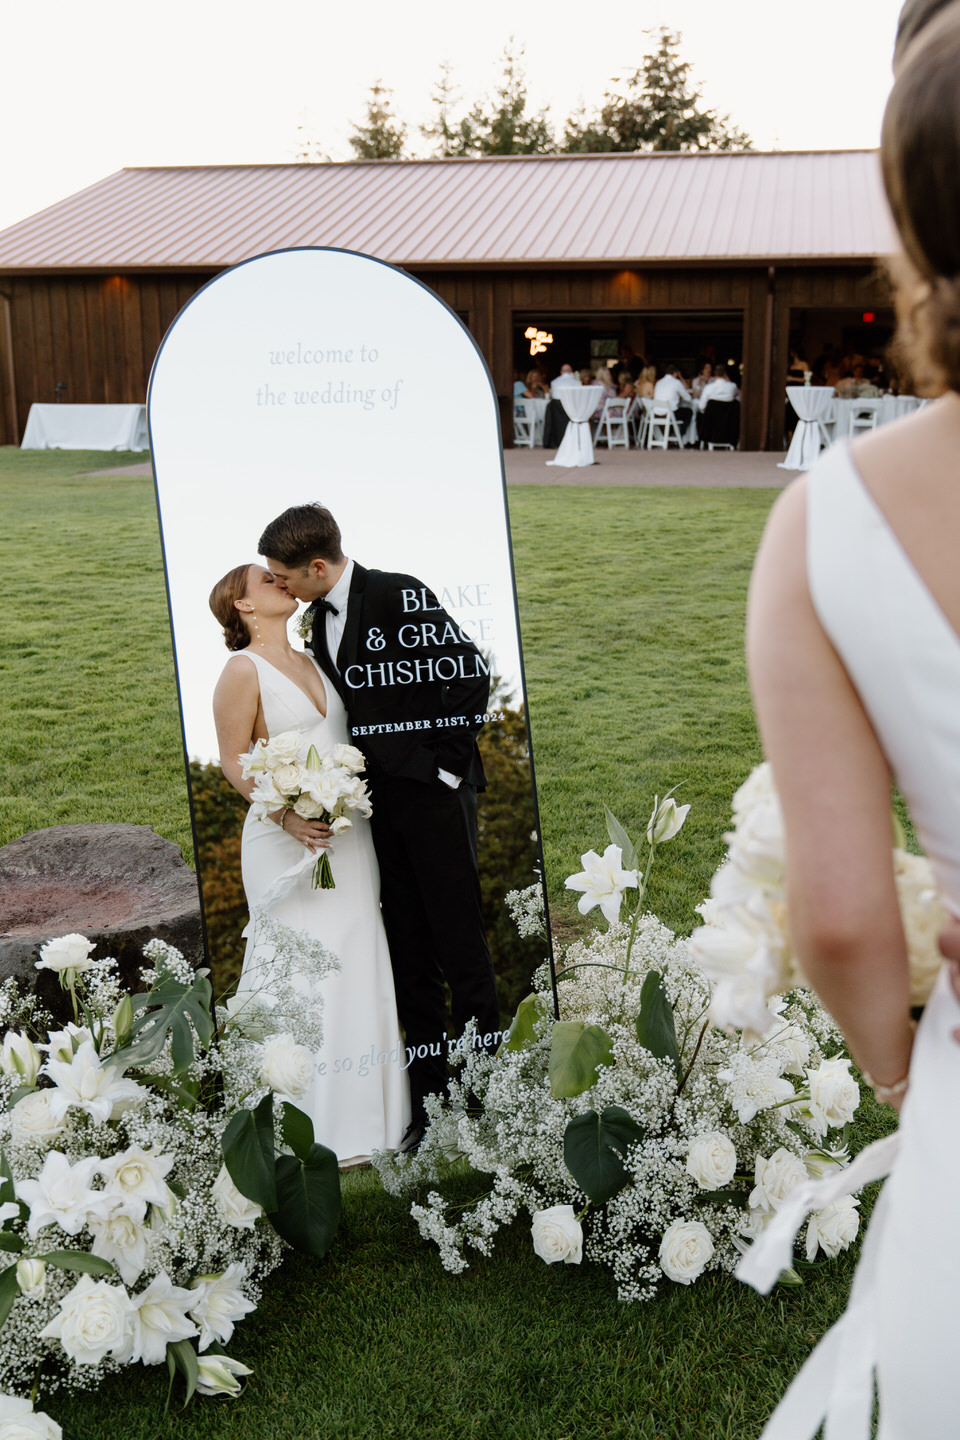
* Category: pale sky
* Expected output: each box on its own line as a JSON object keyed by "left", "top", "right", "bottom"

{"left": 0, "top": 0, "right": 904, "bottom": 233}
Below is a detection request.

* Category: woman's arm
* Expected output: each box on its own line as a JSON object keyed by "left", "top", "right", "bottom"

{"left": 747, "top": 480, "right": 914, "bottom": 1100}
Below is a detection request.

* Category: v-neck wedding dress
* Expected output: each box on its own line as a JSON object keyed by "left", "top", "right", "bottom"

{"left": 743, "top": 439, "right": 960, "bottom": 1438}
{"left": 236, "top": 650, "right": 410, "bottom": 1166}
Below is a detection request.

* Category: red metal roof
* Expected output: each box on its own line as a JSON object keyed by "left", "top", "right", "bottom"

{"left": 0, "top": 150, "right": 897, "bottom": 272}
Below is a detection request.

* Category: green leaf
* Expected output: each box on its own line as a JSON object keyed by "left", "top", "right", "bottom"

{"left": 281, "top": 1103, "right": 316, "bottom": 1162}
{"left": 892, "top": 809, "right": 907, "bottom": 851}
{"left": 635, "top": 971, "right": 681, "bottom": 1078}
{"left": 0, "top": 1235, "right": 25, "bottom": 1254}
{"left": 269, "top": 1144, "right": 341, "bottom": 1257}
{"left": 695, "top": 1189, "right": 749, "bottom": 1210}
{"left": 36, "top": 1250, "right": 115, "bottom": 1275}
{"left": 500, "top": 994, "right": 544, "bottom": 1054}
{"left": 563, "top": 1105, "right": 644, "bottom": 1205}
{"left": 133, "top": 1072, "right": 200, "bottom": 1109}
{"left": 167, "top": 1337, "right": 200, "bottom": 1406}
{"left": 777, "top": 1265, "right": 804, "bottom": 1287}
{"left": 603, "top": 806, "right": 638, "bottom": 872}
{"left": 548, "top": 1021, "right": 615, "bottom": 1099}
{"left": 6, "top": 1087, "right": 35, "bottom": 1110}
{"left": 222, "top": 1093, "right": 277, "bottom": 1212}
{"left": 0, "top": 1150, "right": 15, "bottom": 1207}
{"left": 106, "top": 972, "right": 214, "bottom": 1072}
{"left": 0, "top": 1264, "right": 19, "bottom": 1330}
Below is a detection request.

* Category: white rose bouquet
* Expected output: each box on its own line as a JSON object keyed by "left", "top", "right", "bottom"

{"left": 688, "top": 762, "right": 946, "bottom": 1032}
{"left": 376, "top": 795, "right": 861, "bottom": 1301}
{"left": 240, "top": 732, "right": 371, "bottom": 890}
{"left": 0, "top": 928, "right": 342, "bottom": 1425}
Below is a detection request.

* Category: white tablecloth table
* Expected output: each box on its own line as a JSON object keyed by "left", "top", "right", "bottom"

{"left": 520, "top": 396, "right": 549, "bottom": 446}
{"left": 21, "top": 404, "right": 148, "bottom": 451}
{"left": 547, "top": 386, "right": 605, "bottom": 467}
{"left": 779, "top": 387, "right": 836, "bottom": 471}
{"left": 829, "top": 394, "right": 920, "bottom": 441}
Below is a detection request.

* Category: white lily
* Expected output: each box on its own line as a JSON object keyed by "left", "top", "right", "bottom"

{"left": 43, "top": 1040, "right": 147, "bottom": 1124}
{"left": 565, "top": 844, "right": 640, "bottom": 925}
{"left": 646, "top": 794, "right": 691, "bottom": 844}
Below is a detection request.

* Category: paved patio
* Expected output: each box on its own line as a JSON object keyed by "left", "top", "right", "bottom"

{"left": 503, "top": 445, "right": 792, "bottom": 487}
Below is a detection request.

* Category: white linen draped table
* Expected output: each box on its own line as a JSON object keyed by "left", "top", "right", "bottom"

{"left": 520, "top": 396, "right": 548, "bottom": 445}
{"left": 21, "top": 404, "right": 148, "bottom": 451}
{"left": 779, "top": 387, "right": 836, "bottom": 471}
{"left": 829, "top": 394, "right": 920, "bottom": 441}
{"left": 547, "top": 386, "right": 605, "bottom": 467}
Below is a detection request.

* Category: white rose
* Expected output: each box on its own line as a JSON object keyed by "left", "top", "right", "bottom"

{"left": 332, "top": 743, "right": 366, "bottom": 774}
{"left": 658, "top": 1219, "right": 714, "bottom": 1284}
{"left": 763, "top": 1020, "right": 811, "bottom": 1077}
{"left": 262, "top": 730, "right": 303, "bottom": 764}
{"left": 10, "top": 1091, "right": 65, "bottom": 1145}
{"left": 806, "top": 1058, "right": 860, "bottom": 1137}
{"left": 530, "top": 1205, "right": 583, "bottom": 1265}
{"left": 195, "top": 1353, "right": 254, "bottom": 1397}
{"left": 0, "top": 1394, "right": 62, "bottom": 1439}
{"left": 87, "top": 1203, "right": 151, "bottom": 1286}
{"left": 685, "top": 1132, "right": 737, "bottom": 1190}
{"left": 731, "top": 762, "right": 777, "bottom": 822}
{"left": 805, "top": 1195, "right": 860, "bottom": 1260}
{"left": 895, "top": 849, "right": 947, "bottom": 1005}
{"left": 258, "top": 1033, "right": 314, "bottom": 1099}
{"left": 0, "top": 1034, "right": 42, "bottom": 1087}
{"left": 39, "top": 1275, "right": 136, "bottom": 1365}
{"left": 15, "top": 1259, "right": 46, "bottom": 1300}
{"left": 35, "top": 933, "right": 95, "bottom": 978}
{"left": 272, "top": 762, "right": 303, "bottom": 796}
{"left": 211, "top": 1165, "right": 263, "bottom": 1231}
{"left": 99, "top": 1145, "right": 174, "bottom": 1216}
{"left": 749, "top": 1148, "right": 808, "bottom": 1214}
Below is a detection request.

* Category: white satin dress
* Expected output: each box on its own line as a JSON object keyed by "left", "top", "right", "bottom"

{"left": 235, "top": 651, "right": 410, "bottom": 1166}
{"left": 740, "top": 439, "right": 960, "bottom": 1438}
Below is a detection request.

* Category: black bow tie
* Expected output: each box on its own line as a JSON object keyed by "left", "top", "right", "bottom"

{"left": 312, "top": 598, "right": 339, "bottom": 617}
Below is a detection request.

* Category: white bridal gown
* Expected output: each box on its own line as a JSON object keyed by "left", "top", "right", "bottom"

{"left": 236, "top": 650, "right": 410, "bottom": 1166}
{"left": 741, "top": 439, "right": 960, "bottom": 1439}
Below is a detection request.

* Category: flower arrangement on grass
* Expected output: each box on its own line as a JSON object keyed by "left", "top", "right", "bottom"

{"left": 375, "top": 791, "right": 864, "bottom": 1301}
{"left": 0, "top": 921, "right": 342, "bottom": 1429}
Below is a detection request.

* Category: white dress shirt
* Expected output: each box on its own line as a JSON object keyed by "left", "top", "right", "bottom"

{"left": 697, "top": 377, "right": 739, "bottom": 411}
{"left": 550, "top": 371, "right": 581, "bottom": 391}
{"left": 321, "top": 557, "right": 354, "bottom": 670}
{"left": 653, "top": 374, "right": 693, "bottom": 411}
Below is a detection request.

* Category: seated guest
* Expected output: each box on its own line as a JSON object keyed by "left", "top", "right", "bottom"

{"left": 691, "top": 361, "right": 714, "bottom": 399}
{"left": 524, "top": 370, "right": 548, "bottom": 399}
{"left": 551, "top": 363, "right": 581, "bottom": 391}
{"left": 513, "top": 370, "right": 527, "bottom": 400}
{"left": 595, "top": 366, "right": 617, "bottom": 399}
{"left": 653, "top": 364, "right": 694, "bottom": 432}
{"left": 635, "top": 365, "right": 657, "bottom": 399}
{"left": 786, "top": 348, "right": 811, "bottom": 382}
{"left": 617, "top": 376, "right": 636, "bottom": 400}
{"left": 579, "top": 368, "right": 594, "bottom": 386}
{"left": 696, "top": 365, "right": 738, "bottom": 410}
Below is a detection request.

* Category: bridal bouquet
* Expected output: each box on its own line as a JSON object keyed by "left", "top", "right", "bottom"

{"left": 376, "top": 795, "right": 862, "bottom": 1302}
{"left": 0, "top": 926, "right": 341, "bottom": 1427}
{"left": 240, "top": 732, "right": 371, "bottom": 889}
{"left": 688, "top": 762, "right": 946, "bottom": 1033}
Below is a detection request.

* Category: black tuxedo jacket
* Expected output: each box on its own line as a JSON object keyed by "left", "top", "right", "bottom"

{"left": 307, "top": 564, "right": 489, "bottom": 787}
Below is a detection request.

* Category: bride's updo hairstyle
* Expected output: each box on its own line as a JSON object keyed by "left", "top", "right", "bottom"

{"left": 209, "top": 565, "right": 253, "bottom": 651}
{"left": 882, "top": 1, "right": 960, "bottom": 394}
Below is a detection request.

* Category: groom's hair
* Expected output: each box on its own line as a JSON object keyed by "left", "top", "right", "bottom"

{"left": 258, "top": 504, "right": 344, "bottom": 569}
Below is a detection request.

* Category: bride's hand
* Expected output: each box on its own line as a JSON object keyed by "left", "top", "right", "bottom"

{"left": 277, "top": 810, "right": 331, "bottom": 851}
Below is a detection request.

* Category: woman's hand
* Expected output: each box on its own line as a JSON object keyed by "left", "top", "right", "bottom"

{"left": 275, "top": 809, "right": 332, "bottom": 852}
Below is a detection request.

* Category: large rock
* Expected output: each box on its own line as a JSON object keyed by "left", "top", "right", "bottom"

{"left": 0, "top": 824, "right": 203, "bottom": 1014}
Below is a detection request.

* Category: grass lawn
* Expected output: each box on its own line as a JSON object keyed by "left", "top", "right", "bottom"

{"left": 0, "top": 448, "right": 891, "bottom": 1439}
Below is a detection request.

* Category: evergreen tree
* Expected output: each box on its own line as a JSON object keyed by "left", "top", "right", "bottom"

{"left": 348, "top": 79, "right": 407, "bottom": 161}
{"left": 563, "top": 29, "right": 751, "bottom": 153}
{"left": 420, "top": 61, "right": 475, "bottom": 158}
{"left": 464, "top": 41, "right": 556, "bottom": 156}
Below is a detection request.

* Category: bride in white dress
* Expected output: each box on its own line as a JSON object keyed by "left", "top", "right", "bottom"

{"left": 209, "top": 563, "right": 409, "bottom": 1168}
{"left": 740, "top": 9, "right": 960, "bottom": 1435}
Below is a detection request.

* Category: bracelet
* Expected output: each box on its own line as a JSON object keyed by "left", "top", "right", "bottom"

{"left": 279, "top": 807, "right": 291, "bottom": 832}
{"left": 861, "top": 1069, "right": 910, "bottom": 1104}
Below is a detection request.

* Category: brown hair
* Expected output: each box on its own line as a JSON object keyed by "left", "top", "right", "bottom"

{"left": 882, "top": 5, "right": 960, "bottom": 394}
{"left": 894, "top": 0, "right": 959, "bottom": 70}
{"left": 257, "top": 504, "right": 343, "bottom": 569}
{"left": 209, "top": 565, "right": 252, "bottom": 651}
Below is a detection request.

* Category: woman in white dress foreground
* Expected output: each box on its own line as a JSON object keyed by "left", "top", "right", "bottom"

{"left": 209, "top": 564, "right": 409, "bottom": 1168}
{"left": 741, "top": 8, "right": 960, "bottom": 1435}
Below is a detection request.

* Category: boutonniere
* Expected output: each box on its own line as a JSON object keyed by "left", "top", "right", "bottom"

{"left": 295, "top": 609, "right": 313, "bottom": 643}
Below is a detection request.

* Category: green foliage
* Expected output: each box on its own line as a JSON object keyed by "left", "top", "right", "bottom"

{"left": 501, "top": 992, "right": 544, "bottom": 1052}
{"left": 419, "top": 61, "right": 476, "bottom": 158}
{"left": 106, "top": 967, "right": 214, "bottom": 1075}
{"left": 222, "top": 1094, "right": 278, "bottom": 1213}
{"left": 188, "top": 761, "right": 248, "bottom": 995}
{"left": 635, "top": 970, "right": 681, "bottom": 1078}
{"left": 548, "top": 1020, "right": 614, "bottom": 1098}
{"left": 564, "top": 1104, "right": 645, "bottom": 1204}
{"left": 348, "top": 78, "right": 407, "bottom": 160}
{"left": 463, "top": 41, "right": 555, "bottom": 156}
{"left": 563, "top": 28, "right": 751, "bottom": 153}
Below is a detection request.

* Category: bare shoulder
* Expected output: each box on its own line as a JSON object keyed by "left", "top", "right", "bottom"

{"left": 213, "top": 652, "right": 259, "bottom": 702}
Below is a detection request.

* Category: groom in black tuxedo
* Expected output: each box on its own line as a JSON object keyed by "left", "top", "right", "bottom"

{"left": 258, "top": 503, "right": 500, "bottom": 1143}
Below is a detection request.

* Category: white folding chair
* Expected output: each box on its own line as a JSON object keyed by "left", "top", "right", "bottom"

{"left": 849, "top": 399, "right": 881, "bottom": 435}
{"left": 626, "top": 396, "right": 643, "bottom": 447}
{"left": 646, "top": 403, "right": 685, "bottom": 450}
{"left": 513, "top": 402, "right": 535, "bottom": 448}
{"left": 597, "top": 398, "right": 630, "bottom": 449}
